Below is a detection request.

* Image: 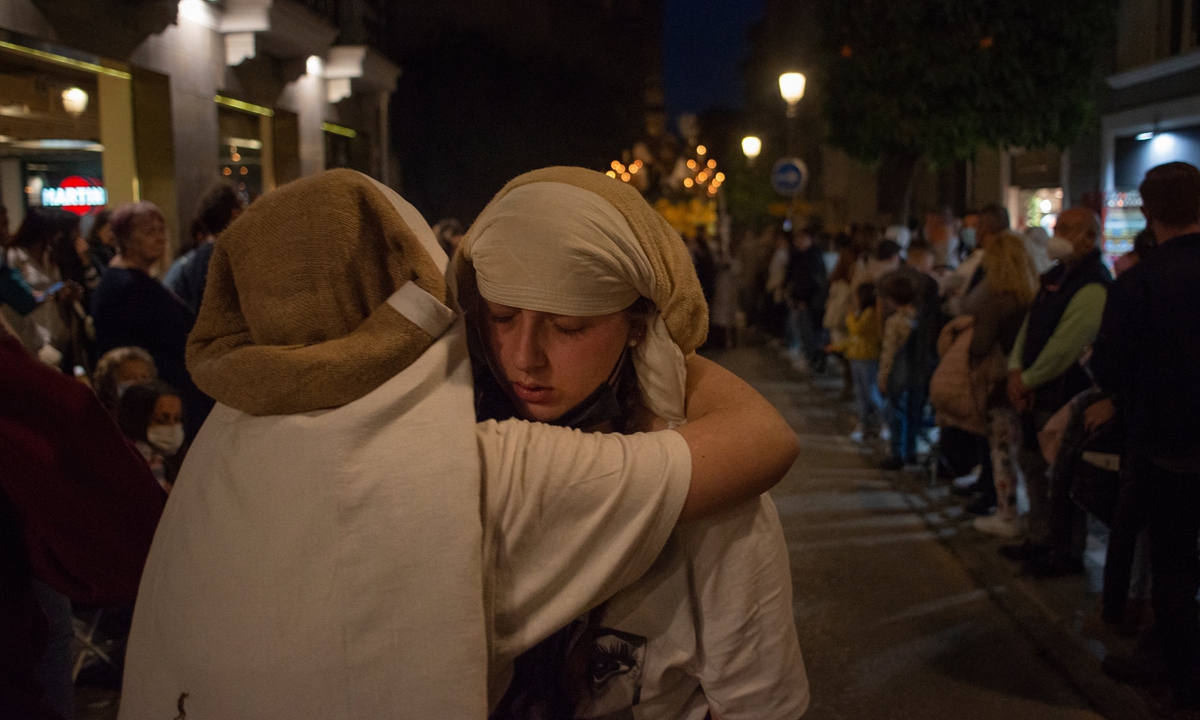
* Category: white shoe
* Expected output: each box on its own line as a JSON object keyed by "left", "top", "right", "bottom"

{"left": 878, "top": 426, "right": 891, "bottom": 443}
{"left": 952, "top": 467, "right": 982, "bottom": 489}
{"left": 973, "top": 512, "right": 1019, "bottom": 538}
{"left": 849, "top": 426, "right": 865, "bottom": 443}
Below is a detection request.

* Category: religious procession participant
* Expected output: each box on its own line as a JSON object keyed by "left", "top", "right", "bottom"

{"left": 119, "top": 169, "right": 799, "bottom": 719}
{"left": 460, "top": 167, "right": 808, "bottom": 720}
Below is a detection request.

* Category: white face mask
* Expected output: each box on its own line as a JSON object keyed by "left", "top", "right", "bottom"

{"left": 1046, "top": 235, "right": 1075, "bottom": 262}
{"left": 147, "top": 423, "right": 185, "bottom": 456}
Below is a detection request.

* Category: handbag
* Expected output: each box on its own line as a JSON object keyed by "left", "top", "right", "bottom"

{"left": 1068, "top": 421, "right": 1124, "bottom": 526}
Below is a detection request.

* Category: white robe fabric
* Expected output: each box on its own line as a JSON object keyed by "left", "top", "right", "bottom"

{"left": 121, "top": 172, "right": 487, "bottom": 717}
{"left": 120, "top": 317, "right": 488, "bottom": 720}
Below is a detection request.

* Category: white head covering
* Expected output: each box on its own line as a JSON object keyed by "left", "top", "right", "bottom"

{"left": 463, "top": 178, "right": 699, "bottom": 425}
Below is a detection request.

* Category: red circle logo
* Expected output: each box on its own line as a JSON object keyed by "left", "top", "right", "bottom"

{"left": 56, "top": 175, "right": 105, "bottom": 216}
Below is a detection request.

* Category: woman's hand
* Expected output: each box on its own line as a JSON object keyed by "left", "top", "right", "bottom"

{"left": 1007, "top": 370, "right": 1033, "bottom": 412}
{"left": 53, "top": 280, "right": 84, "bottom": 306}
{"left": 1084, "top": 398, "right": 1116, "bottom": 432}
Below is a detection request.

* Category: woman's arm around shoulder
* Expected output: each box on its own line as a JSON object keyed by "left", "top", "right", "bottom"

{"left": 672, "top": 355, "right": 799, "bottom": 523}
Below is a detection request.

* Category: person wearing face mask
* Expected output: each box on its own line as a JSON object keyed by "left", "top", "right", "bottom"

{"left": 942, "top": 205, "right": 1008, "bottom": 315}
{"left": 117, "top": 381, "right": 187, "bottom": 494}
{"left": 1001, "top": 207, "right": 1112, "bottom": 573}
{"left": 462, "top": 167, "right": 807, "bottom": 720}
{"left": 924, "top": 207, "right": 961, "bottom": 271}
{"left": 92, "top": 346, "right": 158, "bottom": 414}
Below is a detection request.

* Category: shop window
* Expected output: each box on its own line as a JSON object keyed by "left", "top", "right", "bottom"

{"left": 1104, "top": 192, "right": 1146, "bottom": 268}
{"left": 218, "top": 106, "right": 263, "bottom": 205}
{"left": 1, "top": 48, "right": 105, "bottom": 222}
{"left": 1114, "top": 126, "right": 1200, "bottom": 191}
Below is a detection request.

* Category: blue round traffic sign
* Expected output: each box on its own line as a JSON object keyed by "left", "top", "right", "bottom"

{"left": 771, "top": 157, "right": 809, "bottom": 196}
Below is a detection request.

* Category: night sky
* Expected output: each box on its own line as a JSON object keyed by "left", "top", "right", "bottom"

{"left": 661, "top": 0, "right": 764, "bottom": 118}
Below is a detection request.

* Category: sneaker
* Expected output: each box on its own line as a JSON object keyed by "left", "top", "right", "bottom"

{"left": 951, "top": 477, "right": 985, "bottom": 497}
{"left": 878, "top": 426, "right": 891, "bottom": 443}
{"left": 973, "top": 512, "right": 1019, "bottom": 538}
{"left": 849, "top": 425, "right": 865, "bottom": 443}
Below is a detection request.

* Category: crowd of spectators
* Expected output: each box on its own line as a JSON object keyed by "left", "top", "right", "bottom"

{"left": 721, "top": 160, "right": 1198, "bottom": 717}
{"left": 0, "top": 182, "right": 242, "bottom": 717}
{"left": 3, "top": 160, "right": 1198, "bottom": 716}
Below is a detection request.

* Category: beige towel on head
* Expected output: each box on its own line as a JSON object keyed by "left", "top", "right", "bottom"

{"left": 187, "top": 168, "right": 449, "bottom": 416}
{"left": 458, "top": 167, "right": 707, "bottom": 424}
{"left": 122, "top": 169, "right": 488, "bottom": 720}
{"left": 461, "top": 166, "right": 707, "bottom": 352}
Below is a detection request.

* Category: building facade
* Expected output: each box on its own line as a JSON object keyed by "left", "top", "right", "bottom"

{"left": 0, "top": 0, "right": 399, "bottom": 254}
{"left": 1088, "top": 0, "right": 1200, "bottom": 260}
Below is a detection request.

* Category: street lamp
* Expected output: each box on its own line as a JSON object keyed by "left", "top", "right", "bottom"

{"left": 741, "top": 135, "right": 762, "bottom": 167}
{"left": 778, "top": 72, "right": 806, "bottom": 118}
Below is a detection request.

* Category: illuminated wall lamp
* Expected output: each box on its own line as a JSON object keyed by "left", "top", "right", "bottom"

{"left": 61, "top": 87, "right": 88, "bottom": 116}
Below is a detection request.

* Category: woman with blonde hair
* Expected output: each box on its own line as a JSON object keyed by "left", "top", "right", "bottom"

{"left": 961, "top": 230, "right": 1040, "bottom": 537}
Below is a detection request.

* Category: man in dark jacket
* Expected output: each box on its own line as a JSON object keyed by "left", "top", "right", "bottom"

{"left": 1004, "top": 207, "right": 1112, "bottom": 573}
{"left": 1091, "top": 162, "right": 1200, "bottom": 713}
{"left": 785, "top": 228, "right": 828, "bottom": 372}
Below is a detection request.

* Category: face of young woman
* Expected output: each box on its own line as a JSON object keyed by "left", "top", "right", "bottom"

{"left": 150, "top": 394, "right": 183, "bottom": 427}
{"left": 483, "top": 299, "right": 631, "bottom": 423}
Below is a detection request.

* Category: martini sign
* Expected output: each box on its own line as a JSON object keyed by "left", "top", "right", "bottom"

{"left": 41, "top": 176, "right": 107, "bottom": 216}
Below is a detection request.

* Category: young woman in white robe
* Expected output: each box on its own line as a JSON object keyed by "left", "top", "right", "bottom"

{"left": 459, "top": 167, "right": 810, "bottom": 720}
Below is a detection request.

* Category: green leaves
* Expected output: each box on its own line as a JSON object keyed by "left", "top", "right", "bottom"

{"left": 817, "top": 0, "right": 1117, "bottom": 166}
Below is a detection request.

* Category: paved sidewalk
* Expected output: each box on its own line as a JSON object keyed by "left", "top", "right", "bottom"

{"left": 708, "top": 344, "right": 1151, "bottom": 720}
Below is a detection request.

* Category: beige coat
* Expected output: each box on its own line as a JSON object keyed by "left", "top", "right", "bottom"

{"left": 930, "top": 316, "right": 1006, "bottom": 436}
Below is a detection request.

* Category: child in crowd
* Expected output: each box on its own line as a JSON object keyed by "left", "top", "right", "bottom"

{"left": 831, "top": 282, "right": 885, "bottom": 443}
{"left": 93, "top": 345, "right": 157, "bottom": 413}
{"left": 117, "top": 380, "right": 186, "bottom": 494}
{"left": 878, "top": 274, "right": 920, "bottom": 468}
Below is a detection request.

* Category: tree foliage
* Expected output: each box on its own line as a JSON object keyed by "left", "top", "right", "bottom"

{"left": 817, "top": 0, "right": 1118, "bottom": 166}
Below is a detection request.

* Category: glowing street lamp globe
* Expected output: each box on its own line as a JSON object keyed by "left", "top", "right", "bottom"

{"left": 741, "top": 135, "right": 762, "bottom": 166}
{"left": 778, "top": 72, "right": 806, "bottom": 117}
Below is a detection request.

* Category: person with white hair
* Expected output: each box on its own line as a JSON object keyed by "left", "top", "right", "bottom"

{"left": 1003, "top": 207, "right": 1112, "bottom": 575}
